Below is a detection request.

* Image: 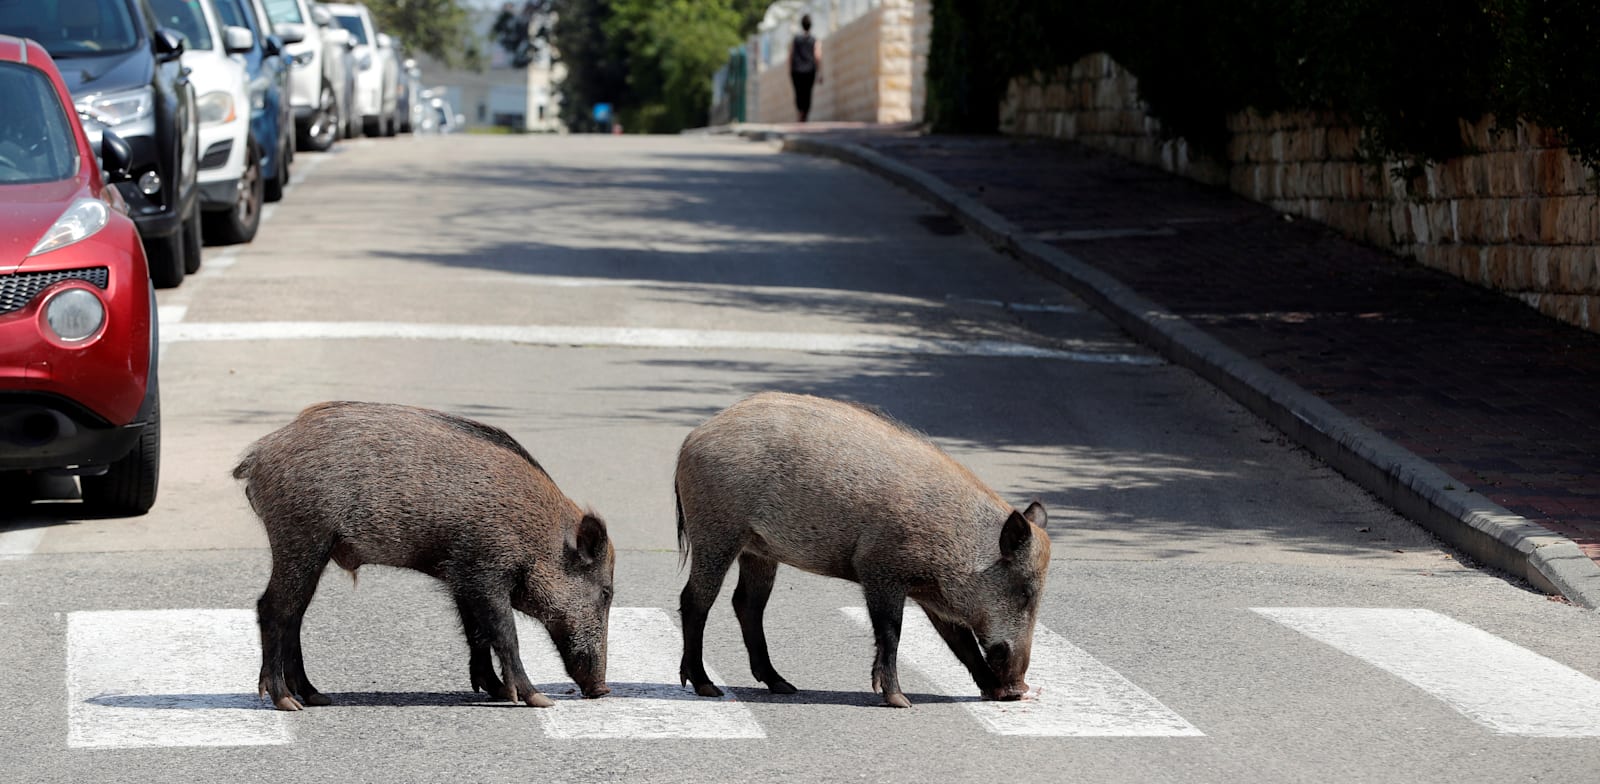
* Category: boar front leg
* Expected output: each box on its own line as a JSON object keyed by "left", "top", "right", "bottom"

{"left": 918, "top": 605, "right": 1001, "bottom": 698}
{"left": 454, "top": 585, "right": 553, "bottom": 708}
{"left": 864, "top": 583, "right": 912, "bottom": 708}
{"left": 731, "top": 553, "right": 796, "bottom": 694}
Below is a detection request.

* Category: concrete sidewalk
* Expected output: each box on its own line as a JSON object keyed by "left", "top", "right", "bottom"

{"left": 761, "top": 128, "right": 1600, "bottom": 608}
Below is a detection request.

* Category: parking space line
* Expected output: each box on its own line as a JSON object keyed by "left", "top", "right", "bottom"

{"left": 160, "top": 321, "right": 1163, "bottom": 364}
{"left": 1254, "top": 607, "right": 1600, "bottom": 737}
{"left": 841, "top": 607, "right": 1204, "bottom": 736}
{"left": 516, "top": 607, "right": 764, "bottom": 739}
{"left": 66, "top": 609, "right": 290, "bottom": 748}
{"left": 0, "top": 526, "right": 45, "bottom": 560}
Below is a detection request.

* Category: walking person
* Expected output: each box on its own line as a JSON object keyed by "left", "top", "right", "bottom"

{"left": 789, "top": 15, "right": 821, "bottom": 122}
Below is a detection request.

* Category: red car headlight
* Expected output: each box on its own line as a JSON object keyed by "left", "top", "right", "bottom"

{"left": 38, "top": 283, "right": 107, "bottom": 345}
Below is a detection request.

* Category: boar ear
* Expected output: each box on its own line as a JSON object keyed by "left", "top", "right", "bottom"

{"left": 1021, "top": 500, "right": 1047, "bottom": 529}
{"left": 999, "top": 509, "right": 1033, "bottom": 562}
{"left": 570, "top": 513, "right": 610, "bottom": 566}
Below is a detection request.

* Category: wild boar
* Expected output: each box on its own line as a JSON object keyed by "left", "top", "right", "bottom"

{"left": 232, "top": 401, "right": 614, "bottom": 711}
{"left": 674, "top": 391, "right": 1051, "bottom": 708}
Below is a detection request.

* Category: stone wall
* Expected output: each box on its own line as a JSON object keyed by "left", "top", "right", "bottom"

{"left": 1001, "top": 53, "right": 1600, "bottom": 332}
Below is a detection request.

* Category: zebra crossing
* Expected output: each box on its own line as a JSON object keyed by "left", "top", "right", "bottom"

{"left": 62, "top": 605, "right": 1600, "bottom": 749}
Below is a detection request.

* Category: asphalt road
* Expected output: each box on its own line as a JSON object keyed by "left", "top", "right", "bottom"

{"left": 3, "top": 134, "right": 1599, "bottom": 783}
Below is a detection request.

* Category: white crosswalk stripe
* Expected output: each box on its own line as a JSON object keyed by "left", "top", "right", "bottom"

{"left": 57, "top": 606, "right": 1600, "bottom": 747}
{"left": 66, "top": 609, "right": 290, "bottom": 749}
{"left": 516, "top": 607, "right": 765, "bottom": 739}
{"left": 841, "top": 607, "right": 1203, "bottom": 736}
{"left": 1254, "top": 607, "right": 1600, "bottom": 737}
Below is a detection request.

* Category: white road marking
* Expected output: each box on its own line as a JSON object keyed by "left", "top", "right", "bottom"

{"left": 160, "top": 321, "right": 1161, "bottom": 364}
{"left": 516, "top": 607, "right": 763, "bottom": 739}
{"left": 0, "top": 526, "right": 46, "bottom": 559}
{"left": 66, "top": 609, "right": 290, "bottom": 748}
{"left": 841, "top": 607, "right": 1203, "bottom": 737}
{"left": 156, "top": 305, "right": 187, "bottom": 325}
{"left": 1254, "top": 607, "right": 1600, "bottom": 737}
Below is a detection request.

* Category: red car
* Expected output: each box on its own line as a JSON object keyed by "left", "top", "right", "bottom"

{"left": 0, "top": 35, "right": 159, "bottom": 515}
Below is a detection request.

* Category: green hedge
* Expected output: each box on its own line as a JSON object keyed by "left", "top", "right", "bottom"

{"left": 929, "top": 0, "right": 1600, "bottom": 171}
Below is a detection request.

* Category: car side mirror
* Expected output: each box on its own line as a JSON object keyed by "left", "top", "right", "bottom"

{"left": 263, "top": 34, "right": 284, "bottom": 58}
{"left": 223, "top": 25, "right": 254, "bottom": 55}
{"left": 310, "top": 5, "right": 333, "bottom": 26}
{"left": 153, "top": 28, "right": 185, "bottom": 62}
{"left": 276, "top": 22, "right": 307, "bottom": 45}
{"left": 101, "top": 131, "right": 133, "bottom": 183}
{"left": 376, "top": 33, "right": 392, "bottom": 50}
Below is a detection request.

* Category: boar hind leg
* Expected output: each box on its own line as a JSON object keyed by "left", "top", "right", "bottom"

{"left": 453, "top": 595, "right": 507, "bottom": 700}
{"left": 731, "top": 553, "right": 795, "bottom": 694}
{"left": 864, "top": 584, "right": 912, "bottom": 708}
{"left": 678, "top": 538, "right": 740, "bottom": 698}
{"left": 257, "top": 552, "right": 331, "bottom": 711}
{"left": 454, "top": 586, "right": 553, "bottom": 708}
{"left": 919, "top": 605, "right": 1000, "bottom": 697}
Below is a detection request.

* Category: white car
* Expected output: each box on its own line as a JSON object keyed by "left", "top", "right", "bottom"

{"left": 262, "top": 0, "right": 353, "bottom": 152}
{"left": 323, "top": 2, "right": 399, "bottom": 137}
{"left": 156, "top": 0, "right": 262, "bottom": 244}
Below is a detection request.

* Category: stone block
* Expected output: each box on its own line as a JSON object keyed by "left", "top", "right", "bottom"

{"left": 1485, "top": 152, "right": 1531, "bottom": 198}
{"left": 1535, "top": 149, "right": 1582, "bottom": 195}
{"left": 1507, "top": 198, "right": 1540, "bottom": 243}
{"left": 1427, "top": 201, "right": 1454, "bottom": 244}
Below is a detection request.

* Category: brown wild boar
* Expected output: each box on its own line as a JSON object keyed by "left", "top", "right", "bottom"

{"left": 233, "top": 401, "right": 614, "bottom": 711}
{"left": 675, "top": 391, "right": 1051, "bottom": 708}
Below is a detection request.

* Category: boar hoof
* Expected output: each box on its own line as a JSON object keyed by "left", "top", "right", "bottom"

{"left": 883, "top": 693, "right": 912, "bottom": 709}
{"left": 582, "top": 684, "right": 611, "bottom": 699}
{"left": 302, "top": 692, "right": 333, "bottom": 707}
{"left": 524, "top": 692, "right": 555, "bottom": 708}
{"left": 694, "top": 683, "right": 724, "bottom": 698}
{"left": 271, "top": 695, "right": 304, "bottom": 712}
{"left": 766, "top": 680, "right": 797, "bottom": 695}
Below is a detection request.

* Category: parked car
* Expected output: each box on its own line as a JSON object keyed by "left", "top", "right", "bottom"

{"left": 0, "top": 0, "right": 201, "bottom": 289}
{"left": 396, "top": 55, "right": 421, "bottom": 134}
{"left": 160, "top": 0, "right": 262, "bottom": 245}
{"left": 0, "top": 35, "right": 161, "bottom": 514}
{"left": 207, "top": 0, "right": 295, "bottom": 202}
{"left": 264, "top": 0, "right": 351, "bottom": 152}
{"left": 324, "top": 2, "right": 398, "bottom": 137}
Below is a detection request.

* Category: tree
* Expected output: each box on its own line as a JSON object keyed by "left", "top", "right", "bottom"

{"left": 362, "top": 0, "right": 481, "bottom": 68}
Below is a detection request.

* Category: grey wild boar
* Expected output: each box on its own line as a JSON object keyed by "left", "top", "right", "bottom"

{"left": 233, "top": 401, "right": 615, "bottom": 711}
{"left": 675, "top": 391, "right": 1050, "bottom": 708}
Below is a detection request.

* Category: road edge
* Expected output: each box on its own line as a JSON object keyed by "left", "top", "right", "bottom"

{"left": 776, "top": 132, "right": 1600, "bottom": 609}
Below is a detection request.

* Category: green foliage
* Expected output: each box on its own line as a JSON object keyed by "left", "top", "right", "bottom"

{"left": 554, "top": 0, "right": 744, "bottom": 133}
{"left": 362, "top": 0, "right": 481, "bottom": 68}
{"left": 931, "top": 0, "right": 1600, "bottom": 171}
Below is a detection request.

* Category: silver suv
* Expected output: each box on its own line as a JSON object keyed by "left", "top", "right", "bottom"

{"left": 262, "top": 0, "right": 354, "bottom": 151}
{"left": 324, "top": 2, "right": 398, "bottom": 137}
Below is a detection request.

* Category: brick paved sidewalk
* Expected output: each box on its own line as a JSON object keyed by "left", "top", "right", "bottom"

{"left": 852, "top": 133, "right": 1600, "bottom": 563}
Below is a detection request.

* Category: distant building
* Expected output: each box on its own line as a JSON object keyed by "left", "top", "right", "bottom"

{"left": 410, "top": 4, "right": 564, "bottom": 132}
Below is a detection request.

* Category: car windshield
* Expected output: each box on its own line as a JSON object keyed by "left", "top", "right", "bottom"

{"left": 148, "top": 0, "right": 212, "bottom": 51}
{"left": 0, "top": 63, "right": 79, "bottom": 184}
{"left": 332, "top": 13, "right": 365, "bottom": 44}
{"left": 261, "top": 0, "right": 300, "bottom": 23}
{"left": 0, "top": 0, "right": 141, "bottom": 57}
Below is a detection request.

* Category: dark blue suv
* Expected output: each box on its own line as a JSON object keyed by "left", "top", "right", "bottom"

{"left": 0, "top": 0, "right": 201, "bottom": 288}
{"left": 207, "top": 0, "right": 292, "bottom": 203}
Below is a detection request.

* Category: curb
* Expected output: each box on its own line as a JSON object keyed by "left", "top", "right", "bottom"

{"left": 776, "top": 133, "right": 1600, "bottom": 609}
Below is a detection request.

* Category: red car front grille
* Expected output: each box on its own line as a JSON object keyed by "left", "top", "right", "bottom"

{"left": 0, "top": 268, "right": 109, "bottom": 315}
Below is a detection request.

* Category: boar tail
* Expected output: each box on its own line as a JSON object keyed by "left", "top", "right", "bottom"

{"left": 675, "top": 484, "right": 689, "bottom": 571}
